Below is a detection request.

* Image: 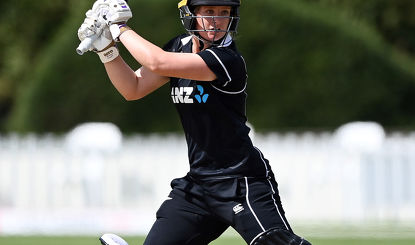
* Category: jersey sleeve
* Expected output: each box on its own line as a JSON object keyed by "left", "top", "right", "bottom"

{"left": 198, "top": 47, "right": 247, "bottom": 93}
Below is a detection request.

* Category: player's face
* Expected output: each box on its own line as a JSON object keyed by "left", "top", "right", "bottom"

{"left": 194, "top": 6, "right": 232, "bottom": 42}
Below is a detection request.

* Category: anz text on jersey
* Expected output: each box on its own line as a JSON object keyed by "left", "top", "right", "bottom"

{"left": 171, "top": 85, "right": 209, "bottom": 104}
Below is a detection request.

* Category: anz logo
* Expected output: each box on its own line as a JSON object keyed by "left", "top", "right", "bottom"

{"left": 171, "top": 87, "right": 193, "bottom": 104}
{"left": 171, "top": 85, "right": 209, "bottom": 104}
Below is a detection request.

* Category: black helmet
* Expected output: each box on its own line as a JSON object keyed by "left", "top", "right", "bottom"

{"left": 181, "top": 0, "right": 240, "bottom": 7}
{"left": 178, "top": 0, "right": 241, "bottom": 46}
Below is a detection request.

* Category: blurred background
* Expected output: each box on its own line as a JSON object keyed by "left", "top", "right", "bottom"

{"left": 1, "top": 0, "right": 415, "bottom": 244}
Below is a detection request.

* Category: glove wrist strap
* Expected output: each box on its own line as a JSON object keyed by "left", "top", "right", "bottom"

{"left": 110, "top": 23, "right": 132, "bottom": 42}
{"left": 97, "top": 45, "right": 119, "bottom": 63}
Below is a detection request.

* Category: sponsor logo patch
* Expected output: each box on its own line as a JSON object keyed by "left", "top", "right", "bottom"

{"left": 171, "top": 85, "right": 209, "bottom": 104}
{"left": 233, "top": 203, "right": 244, "bottom": 214}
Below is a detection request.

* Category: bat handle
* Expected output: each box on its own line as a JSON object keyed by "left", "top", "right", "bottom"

{"left": 76, "top": 35, "right": 98, "bottom": 55}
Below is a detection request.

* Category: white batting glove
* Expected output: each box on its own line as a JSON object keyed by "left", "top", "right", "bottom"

{"left": 92, "top": 0, "right": 132, "bottom": 24}
{"left": 109, "top": 23, "right": 132, "bottom": 42}
{"left": 77, "top": 10, "right": 119, "bottom": 63}
{"left": 91, "top": 0, "right": 133, "bottom": 41}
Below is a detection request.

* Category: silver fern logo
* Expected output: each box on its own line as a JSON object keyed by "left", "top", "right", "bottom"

{"left": 194, "top": 85, "right": 209, "bottom": 103}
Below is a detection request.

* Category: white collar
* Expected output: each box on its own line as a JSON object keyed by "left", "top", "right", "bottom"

{"left": 181, "top": 35, "right": 193, "bottom": 46}
{"left": 217, "top": 34, "right": 233, "bottom": 47}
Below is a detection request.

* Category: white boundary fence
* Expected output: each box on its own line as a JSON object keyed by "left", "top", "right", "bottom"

{"left": 0, "top": 122, "right": 415, "bottom": 235}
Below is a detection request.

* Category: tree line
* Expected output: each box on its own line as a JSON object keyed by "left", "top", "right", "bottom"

{"left": 1, "top": 0, "right": 415, "bottom": 133}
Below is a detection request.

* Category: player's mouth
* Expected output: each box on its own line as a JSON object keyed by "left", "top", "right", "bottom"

{"left": 205, "top": 28, "right": 215, "bottom": 34}
{"left": 206, "top": 27, "right": 222, "bottom": 34}
{"left": 201, "top": 27, "right": 226, "bottom": 41}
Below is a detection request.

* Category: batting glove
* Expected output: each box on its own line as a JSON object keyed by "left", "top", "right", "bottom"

{"left": 91, "top": 0, "right": 133, "bottom": 41}
{"left": 77, "top": 10, "right": 119, "bottom": 63}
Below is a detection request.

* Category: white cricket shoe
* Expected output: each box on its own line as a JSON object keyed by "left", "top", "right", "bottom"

{"left": 99, "top": 233, "right": 129, "bottom": 245}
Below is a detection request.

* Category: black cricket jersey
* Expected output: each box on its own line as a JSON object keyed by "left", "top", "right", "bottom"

{"left": 163, "top": 34, "right": 272, "bottom": 180}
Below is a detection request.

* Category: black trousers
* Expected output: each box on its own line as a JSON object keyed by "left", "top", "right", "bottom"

{"left": 144, "top": 174, "right": 293, "bottom": 245}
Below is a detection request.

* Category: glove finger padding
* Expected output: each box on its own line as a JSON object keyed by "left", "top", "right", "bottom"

{"left": 92, "top": 21, "right": 114, "bottom": 51}
{"left": 77, "top": 10, "right": 103, "bottom": 41}
{"left": 87, "top": 0, "right": 132, "bottom": 42}
{"left": 77, "top": 10, "right": 113, "bottom": 53}
{"left": 91, "top": 0, "right": 132, "bottom": 25}
{"left": 104, "top": 0, "right": 132, "bottom": 25}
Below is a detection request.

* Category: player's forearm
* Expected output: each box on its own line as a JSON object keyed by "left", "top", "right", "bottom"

{"left": 119, "top": 30, "right": 167, "bottom": 74}
{"left": 104, "top": 56, "right": 140, "bottom": 100}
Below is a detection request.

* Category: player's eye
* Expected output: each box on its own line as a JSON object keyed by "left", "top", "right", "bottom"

{"left": 204, "top": 9, "right": 215, "bottom": 16}
{"left": 220, "top": 10, "right": 230, "bottom": 16}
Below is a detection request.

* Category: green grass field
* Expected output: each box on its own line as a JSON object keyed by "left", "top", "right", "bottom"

{"left": 0, "top": 236, "right": 414, "bottom": 245}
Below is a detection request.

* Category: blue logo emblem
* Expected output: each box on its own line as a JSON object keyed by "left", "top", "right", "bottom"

{"left": 194, "top": 85, "right": 209, "bottom": 103}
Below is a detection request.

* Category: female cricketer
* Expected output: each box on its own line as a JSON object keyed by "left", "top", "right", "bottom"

{"left": 77, "top": 0, "right": 312, "bottom": 244}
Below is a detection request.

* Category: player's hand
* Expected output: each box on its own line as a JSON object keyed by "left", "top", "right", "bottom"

{"left": 77, "top": 10, "right": 119, "bottom": 63}
{"left": 91, "top": 0, "right": 132, "bottom": 25}
{"left": 77, "top": 10, "right": 113, "bottom": 52}
{"left": 105, "top": 0, "right": 132, "bottom": 25}
{"left": 93, "top": 0, "right": 133, "bottom": 41}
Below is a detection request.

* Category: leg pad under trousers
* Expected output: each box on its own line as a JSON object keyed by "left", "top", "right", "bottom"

{"left": 253, "top": 228, "right": 312, "bottom": 245}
